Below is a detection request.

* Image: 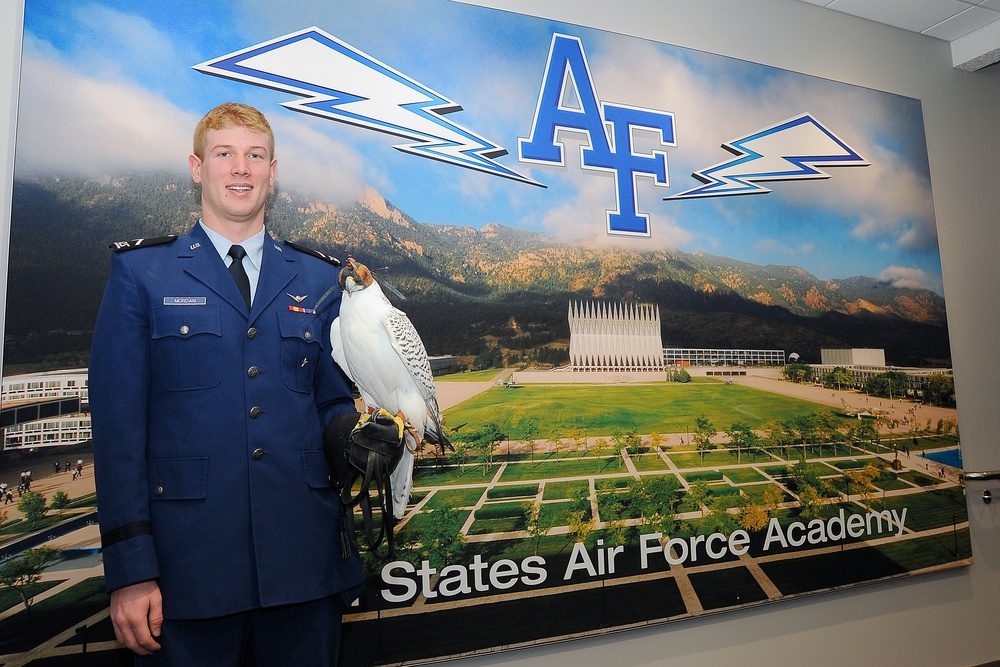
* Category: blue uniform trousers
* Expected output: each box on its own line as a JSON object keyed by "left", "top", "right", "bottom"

{"left": 134, "top": 594, "right": 345, "bottom": 667}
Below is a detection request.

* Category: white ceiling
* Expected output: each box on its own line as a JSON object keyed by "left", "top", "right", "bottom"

{"left": 795, "top": 0, "right": 1000, "bottom": 70}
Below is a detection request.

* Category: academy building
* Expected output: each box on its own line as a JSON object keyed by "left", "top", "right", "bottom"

{"left": 815, "top": 348, "right": 953, "bottom": 395}
{"left": 1, "top": 369, "right": 90, "bottom": 452}
{"left": 663, "top": 348, "right": 786, "bottom": 367}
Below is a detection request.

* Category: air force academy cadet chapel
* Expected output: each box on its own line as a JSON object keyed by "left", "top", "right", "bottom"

{"left": 568, "top": 300, "right": 664, "bottom": 374}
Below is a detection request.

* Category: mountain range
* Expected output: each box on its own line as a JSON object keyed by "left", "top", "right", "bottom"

{"left": 2, "top": 172, "right": 952, "bottom": 372}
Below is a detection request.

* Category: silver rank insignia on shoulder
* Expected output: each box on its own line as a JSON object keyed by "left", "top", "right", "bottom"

{"left": 109, "top": 234, "right": 178, "bottom": 252}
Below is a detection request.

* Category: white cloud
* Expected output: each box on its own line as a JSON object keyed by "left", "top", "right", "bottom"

{"left": 268, "top": 115, "right": 366, "bottom": 203}
{"left": 878, "top": 265, "right": 944, "bottom": 294}
{"left": 15, "top": 47, "right": 367, "bottom": 204}
{"left": 15, "top": 53, "right": 196, "bottom": 177}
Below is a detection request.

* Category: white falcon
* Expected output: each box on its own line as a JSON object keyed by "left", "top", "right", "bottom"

{"left": 330, "top": 257, "right": 451, "bottom": 518}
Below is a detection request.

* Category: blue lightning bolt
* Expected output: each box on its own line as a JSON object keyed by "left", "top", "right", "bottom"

{"left": 194, "top": 27, "right": 542, "bottom": 187}
{"left": 666, "top": 113, "right": 868, "bottom": 200}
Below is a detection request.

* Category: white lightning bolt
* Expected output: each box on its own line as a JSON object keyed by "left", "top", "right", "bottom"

{"left": 194, "top": 27, "right": 541, "bottom": 186}
{"left": 667, "top": 113, "right": 868, "bottom": 199}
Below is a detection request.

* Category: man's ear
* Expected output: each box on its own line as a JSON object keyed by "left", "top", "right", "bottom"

{"left": 189, "top": 153, "right": 202, "bottom": 184}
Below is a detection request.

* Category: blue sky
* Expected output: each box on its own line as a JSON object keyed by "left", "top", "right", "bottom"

{"left": 16, "top": 0, "right": 943, "bottom": 294}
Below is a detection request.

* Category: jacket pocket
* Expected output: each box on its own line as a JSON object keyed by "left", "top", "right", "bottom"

{"left": 151, "top": 306, "right": 222, "bottom": 391}
{"left": 302, "top": 449, "right": 332, "bottom": 489}
{"left": 277, "top": 310, "right": 323, "bottom": 394}
{"left": 148, "top": 457, "right": 209, "bottom": 500}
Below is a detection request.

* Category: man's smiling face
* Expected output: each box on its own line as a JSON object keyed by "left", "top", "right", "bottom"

{"left": 190, "top": 125, "right": 277, "bottom": 238}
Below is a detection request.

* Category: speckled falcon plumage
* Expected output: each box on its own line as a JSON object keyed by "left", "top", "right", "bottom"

{"left": 330, "top": 257, "right": 450, "bottom": 517}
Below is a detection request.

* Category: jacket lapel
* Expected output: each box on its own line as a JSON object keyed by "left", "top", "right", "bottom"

{"left": 249, "top": 234, "right": 296, "bottom": 324}
{"left": 178, "top": 225, "right": 247, "bottom": 314}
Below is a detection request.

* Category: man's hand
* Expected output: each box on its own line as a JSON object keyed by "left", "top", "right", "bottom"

{"left": 110, "top": 580, "right": 163, "bottom": 655}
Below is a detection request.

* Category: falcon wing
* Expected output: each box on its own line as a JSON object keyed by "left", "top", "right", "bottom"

{"left": 383, "top": 305, "right": 450, "bottom": 447}
{"left": 384, "top": 306, "right": 437, "bottom": 410}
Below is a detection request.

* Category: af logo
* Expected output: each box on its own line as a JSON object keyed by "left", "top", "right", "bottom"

{"left": 197, "top": 28, "right": 867, "bottom": 241}
{"left": 519, "top": 34, "right": 675, "bottom": 238}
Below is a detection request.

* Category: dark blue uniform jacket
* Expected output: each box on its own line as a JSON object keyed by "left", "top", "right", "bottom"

{"left": 89, "top": 223, "right": 364, "bottom": 620}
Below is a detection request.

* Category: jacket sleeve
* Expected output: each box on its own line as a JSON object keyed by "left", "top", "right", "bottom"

{"left": 90, "top": 252, "right": 160, "bottom": 592}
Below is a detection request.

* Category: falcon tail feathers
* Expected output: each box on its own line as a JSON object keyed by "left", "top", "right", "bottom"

{"left": 424, "top": 420, "right": 454, "bottom": 454}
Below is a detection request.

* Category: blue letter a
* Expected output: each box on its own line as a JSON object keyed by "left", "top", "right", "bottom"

{"left": 518, "top": 34, "right": 610, "bottom": 166}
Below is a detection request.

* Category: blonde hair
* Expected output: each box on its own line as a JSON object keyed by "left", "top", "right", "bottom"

{"left": 192, "top": 102, "right": 275, "bottom": 160}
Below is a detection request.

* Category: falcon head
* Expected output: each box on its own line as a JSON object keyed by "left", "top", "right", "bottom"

{"left": 339, "top": 257, "right": 375, "bottom": 294}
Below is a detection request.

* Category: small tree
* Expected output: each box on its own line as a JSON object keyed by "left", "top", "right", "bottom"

{"left": 0, "top": 546, "right": 61, "bottom": 613}
{"left": 593, "top": 437, "right": 615, "bottom": 472}
{"left": 634, "top": 475, "right": 681, "bottom": 534}
{"left": 567, "top": 510, "right": 596, "bottom": 545}
{"left": 797, "top": 484, "right": 824, "bottom": 520}
{"left": 763, "top": 420, "right": 796, "bottom": 459}
{"left": 844, "top": 464, "right": 880, "bottom": 509}
{"left": 50, "top": 491, "right": 70, "bottom": 515}
{"left": 566, "top": 486, "right": 595, "bottom": 544}
{"left": 725, "top": 421, "right": 760, "bottom": 463}
{"left": 452, "top": 441, "right": 472, "bottom": 476}
{"left": 687, "top": 480, "right": 712, "bottom": 517}
{"left": 470, "top": 422, "right": 505, "bottom": 475}
{"left": 738, "top": 488, "right": 770, "bottom": 532}
{"left": 419, "top": 507, "right": 466, "bottom": 566}
{"left": 848, "top": 419, "right": 880, "bottom": 453}
{"left": 525, "top": 502, "right": 555, "bottom": 555}
{"left": 611, "top": 428, "right": 640, "bottom": 470}
{"left": 693, "top": 415, "right": 716, "bottom": 463}
{"left": 17, "top": 492, "right": 48, "bottom": 527}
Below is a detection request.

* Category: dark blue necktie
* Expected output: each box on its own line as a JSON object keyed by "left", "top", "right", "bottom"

{"left": 227, "top": 244, "right": 251, "bottom": 309}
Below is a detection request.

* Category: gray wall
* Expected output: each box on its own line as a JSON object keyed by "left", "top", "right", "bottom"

{"left": 3, "top": 0, "right": 1000, "bottom": 665}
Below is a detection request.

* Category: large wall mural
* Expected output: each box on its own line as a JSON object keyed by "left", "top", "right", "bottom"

{"left": 1, "top": 0, "right": 966, "bottom": 664}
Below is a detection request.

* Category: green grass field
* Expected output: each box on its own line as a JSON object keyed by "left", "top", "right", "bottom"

{"left": 437, "top": 368, "right": 505, "bottom": 382}
{"left": 442, "top": 382, "right": 834, "bottom": 440}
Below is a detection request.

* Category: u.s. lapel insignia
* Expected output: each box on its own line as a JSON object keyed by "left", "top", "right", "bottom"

{"left": 287, "top": 293, "right": 308, "bottom": 303}
{"left": 190, "top": 242, "right": 201, "bottom": 250}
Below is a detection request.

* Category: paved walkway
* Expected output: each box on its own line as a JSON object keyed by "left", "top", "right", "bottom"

{"left": 434, "top": 369, "right": 512, "bottom": 410}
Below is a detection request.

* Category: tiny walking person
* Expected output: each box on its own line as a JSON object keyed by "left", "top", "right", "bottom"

{"left": 89, "top": 102, "right": 365, "bottom": 666}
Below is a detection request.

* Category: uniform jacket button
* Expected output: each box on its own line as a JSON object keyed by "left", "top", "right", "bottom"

{"left": 155, "top": 485, "right": 164, "bottom": 496}
{"left": 249, "top": 406, "right": 262, "bottom": 419}
{"left": 247, "top": 366, "right": 259, "bottom": 379}
{"left": 247, "top": 327, "right": 258, "bottom": 340}
{"left": 252, "top": 448, "right": 265, "bottom": 460}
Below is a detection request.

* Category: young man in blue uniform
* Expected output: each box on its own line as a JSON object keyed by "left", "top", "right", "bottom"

{"left": 89, "top": 102, "right": 365, "bottom": 665}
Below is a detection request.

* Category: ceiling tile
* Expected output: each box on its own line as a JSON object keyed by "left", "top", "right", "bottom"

{"left": 924, "top": 6, "right": 1000, "bottom": 39}
{"left": 826, "top": 0, "right": 974, "bottom": 32}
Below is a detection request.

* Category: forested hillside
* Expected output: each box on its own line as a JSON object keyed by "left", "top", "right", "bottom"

{"left": 3, "top": 173, "right": 952, "bottom": 372}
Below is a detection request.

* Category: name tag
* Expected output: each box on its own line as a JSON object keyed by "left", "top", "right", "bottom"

{"left": 164, "top": 297, "right": 207, "bottom": 306}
